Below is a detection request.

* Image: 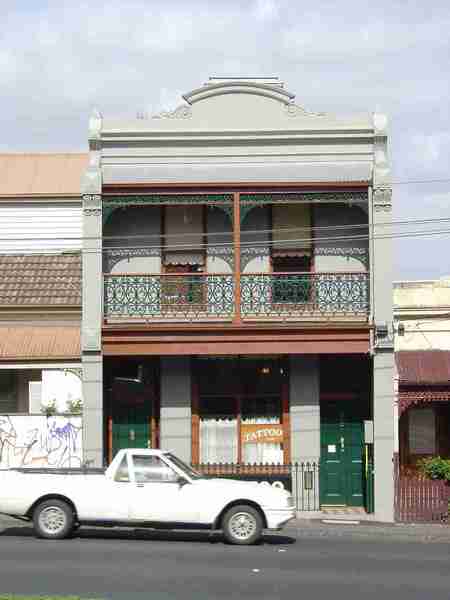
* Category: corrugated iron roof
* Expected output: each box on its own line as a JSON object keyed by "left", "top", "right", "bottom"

{"left": 0, "top": 253, "right": 81, "bottom": 306}
{"left": 0, "top": 325, "right": 80, "bottom": 360}
{"left": 0, "top": 153, "right": 88, "bottom": 197}
{"left": 396, "top": 351, "right": 450, "bottom": 385}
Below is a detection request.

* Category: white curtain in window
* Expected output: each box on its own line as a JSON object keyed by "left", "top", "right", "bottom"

{"left": 200, "top": 418, "right": 237, "bottom": 464}
{"left": 242, "top": 415, "right": 283, "bottom": 465}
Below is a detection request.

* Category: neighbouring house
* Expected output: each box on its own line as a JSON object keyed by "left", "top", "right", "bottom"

{"left": 0, "top": 154, "right": 85, "bottom": 468}
{"left": 394, "top": 278, "right": 450, "bottom": 472}
{"left": 80, "top": 77, "right": 395, "bottom": 520}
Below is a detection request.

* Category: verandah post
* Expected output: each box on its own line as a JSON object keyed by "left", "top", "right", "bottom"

{"left": 233, "top": 191, "right": 241, "bottom": 324}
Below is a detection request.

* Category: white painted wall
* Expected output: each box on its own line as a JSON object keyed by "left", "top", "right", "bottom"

{"left": 0, "top": 202, "right": 82, "bottom": 253}
{"left": 394, "top": 279, "right": 450, "bottom": 351}
{"left": 0, "top": 414, "right": 82, "bottom": 468}
{"left": 41, "top": 370, "right": 83, "bottom": 413}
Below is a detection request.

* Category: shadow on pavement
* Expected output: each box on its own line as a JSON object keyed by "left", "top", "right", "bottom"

{"left": 0, "top": 523, "right": 296, "bottom": 545}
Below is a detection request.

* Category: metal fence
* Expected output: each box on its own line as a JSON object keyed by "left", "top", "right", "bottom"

{"left": 192, "top": 462, "right": 320, "bottom": 511}
{"left": 394, "top": 457, "right": 449, "bottom": 523}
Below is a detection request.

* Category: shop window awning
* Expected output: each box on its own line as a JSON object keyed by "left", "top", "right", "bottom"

{"left": 0, "top": 326, "right": 80, "bottom": 361}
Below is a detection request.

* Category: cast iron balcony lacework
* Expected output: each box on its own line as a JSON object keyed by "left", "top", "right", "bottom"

{"left": 241, "top": 272, "right": 369, "bottom": 317}
{"left": 104, "top": 273, "right": 235, "bottom": 319}
{"left": 104, "top": 272, "right": 369, "bottom": 319}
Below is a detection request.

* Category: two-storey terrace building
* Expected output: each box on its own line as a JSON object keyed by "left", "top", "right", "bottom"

{"left": 81, "top": 77, "right": 395, "bottom": 520}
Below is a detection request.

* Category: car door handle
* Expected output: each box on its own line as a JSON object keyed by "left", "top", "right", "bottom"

{"left": 136, "top": 483, "right": 145, "bottom": 488}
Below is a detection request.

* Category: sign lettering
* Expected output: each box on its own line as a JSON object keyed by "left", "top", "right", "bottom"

{"left": 241, "top": 424, "right": 284, "bottom": 445}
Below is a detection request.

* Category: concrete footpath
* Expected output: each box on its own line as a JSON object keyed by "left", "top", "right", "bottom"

{"left": 1, "top": 513, "right": 450, "bottom": 543}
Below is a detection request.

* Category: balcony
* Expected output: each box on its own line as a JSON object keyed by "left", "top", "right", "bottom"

{"left": 103, "top": 271, "right": 369, "bottom": 322}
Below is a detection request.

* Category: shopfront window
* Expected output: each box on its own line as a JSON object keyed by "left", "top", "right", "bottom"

{"left": 241, "top": 396, "right": 283, "bottom": 464}
{"left": 195, "top": 358, "right": 287, "bottom": 465}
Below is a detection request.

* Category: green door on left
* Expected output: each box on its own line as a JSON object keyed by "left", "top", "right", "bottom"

{"left": 112, "top": 405, "right": 150, "bottom": 458}
{"left": 320, "top": 400, "right": 365, "bottom": 507}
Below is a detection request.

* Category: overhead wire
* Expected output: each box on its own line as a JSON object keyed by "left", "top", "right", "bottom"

{"left": 3, "top": 225, "right": 450, "bottom": 255}
{"left": 4, "top": 213, "right": 450, "bottom": 244}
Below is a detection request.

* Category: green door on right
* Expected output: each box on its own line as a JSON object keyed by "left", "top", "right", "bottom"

{"left": 320, "top": 400, "right": 365, "bottom": 507}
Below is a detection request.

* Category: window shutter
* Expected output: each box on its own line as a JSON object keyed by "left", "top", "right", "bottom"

{"left": 272, "top": 204, "right": 311, "bottom": 255}
{"left": 408, "top": 407, "right": 436, "bottom": 454}
{"left": 29, "top": 381, "right": 42, "bottom": 414}
{"left": 164, "top": 206, "right": 204, "bottom": 265}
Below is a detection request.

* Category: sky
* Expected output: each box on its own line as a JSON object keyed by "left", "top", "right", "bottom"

{"left": 1, "top": 0, "right": 450, "bottom": 280}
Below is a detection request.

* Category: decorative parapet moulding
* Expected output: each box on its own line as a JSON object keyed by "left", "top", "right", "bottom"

{"left": 83, "top": 194, "right": 102, "bottom": 216}
{"left": 83, "top": 194, "right": 102, "bottom": 205}
{"left": 373, "top": 188, "right": 392, "bottom": 212}
{"left": 88, "top": 109, "right": 102, "bottom": 140}
{"left": 183, "top": 80, "right": 295, "bottom": 105}
{"left": 152, "top": 105, "right": 192, "bottom": 119}
{"left": 285, "top": 103, "right": 326, "bottom": 118}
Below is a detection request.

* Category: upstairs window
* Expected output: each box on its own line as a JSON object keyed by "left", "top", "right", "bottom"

{"left": 272, "top": 204, "right": 311, "bottom": 257}
{"left": 163, "top": 206, "right": 205, "bottom": 267}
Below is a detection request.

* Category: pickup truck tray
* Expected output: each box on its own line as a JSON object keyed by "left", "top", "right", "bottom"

{"left": 4, "top": 467, "right": 106, "bottom": 475}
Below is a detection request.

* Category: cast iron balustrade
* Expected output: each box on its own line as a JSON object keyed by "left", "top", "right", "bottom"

{"left": 104, "top": 273, "right": 235, "bottom": 320}
{"left": 103, "top": 272, "right": 369, "bottom": 320}
{"left": 241, "top": 272, "right": 369, "bottom": 318}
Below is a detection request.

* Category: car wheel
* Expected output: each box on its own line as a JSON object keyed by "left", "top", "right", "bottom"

{"left": 222, "top": 504, "right": 263, "bottom": 545}
{"left": 33, "top": 499, "right": 74, "bottom": 540}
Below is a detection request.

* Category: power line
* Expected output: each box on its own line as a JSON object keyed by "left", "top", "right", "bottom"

{"left": 4, "top": 213, "right": 450, "bottom": 244}
{"left": 4, "top": 225, "right": 450, "bottom": 255}
{"left": 384, "top": 178, "right": 450, "bottom": 186}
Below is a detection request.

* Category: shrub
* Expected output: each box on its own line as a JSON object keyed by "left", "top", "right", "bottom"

{"left": 66, "top": 397, "right": 83, "bottom": 415}
{"left": 40, "top": 399, "right": 57, "bottom": 416}
{"left": 417, "top": 456, "right": 450, "bottom": 481}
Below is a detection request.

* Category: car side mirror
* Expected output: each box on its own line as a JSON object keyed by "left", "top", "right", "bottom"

{"left": 176, "top": 475, "right": 189, "bottom": 487}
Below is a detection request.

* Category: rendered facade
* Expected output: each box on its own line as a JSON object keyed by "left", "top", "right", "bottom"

{"left": 394, "top": 279, "right": 450, "bottom": 472}
{"left": 81, "top": 77, "right": 395, "bottom": 520}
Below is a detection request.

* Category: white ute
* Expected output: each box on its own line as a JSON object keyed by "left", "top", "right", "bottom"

{"left": 0, "top": 449, "right": 295, "bottom": 545}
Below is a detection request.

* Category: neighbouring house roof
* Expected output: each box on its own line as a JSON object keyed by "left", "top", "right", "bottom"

{"left": 396, "top": 351, "right": 450, "bottom": 385}
{"left": 0, "top": 153, "right": 88, "bottom": 198}
{"left": 0, "top": 253, "right": 81, "bottom": 307}
{"left": 0, "top": 325, "right": 80, "bottom": 360}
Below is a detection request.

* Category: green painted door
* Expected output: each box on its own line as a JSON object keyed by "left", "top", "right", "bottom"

{"left": 320, "top": 400, "right": 365, "bottom": 507}
{"left": 112, "top": 405, "right": 150, "bottom": 458}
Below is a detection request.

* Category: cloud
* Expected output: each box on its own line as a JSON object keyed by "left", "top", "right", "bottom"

{"left": 253, "top": 0, "right": 279, "bottom": 21}
{"left": 0, "top": 0, "right": 449, "bottom": 279}
{"left": 409, "top": 132, "right": 450, "bottom": 171}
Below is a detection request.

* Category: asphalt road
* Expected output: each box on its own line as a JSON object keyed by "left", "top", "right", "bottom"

{"left": 0, "top": 519, "right": 449, "bottom": 599}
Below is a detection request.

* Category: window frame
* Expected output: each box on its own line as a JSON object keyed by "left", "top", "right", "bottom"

{"left": 129, "top": 453, "right": 181, "bottom": 484}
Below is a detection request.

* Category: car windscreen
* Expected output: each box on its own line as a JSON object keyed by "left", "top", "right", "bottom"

{"left": 165, "top": 453, "right": 204, "bottom": 480}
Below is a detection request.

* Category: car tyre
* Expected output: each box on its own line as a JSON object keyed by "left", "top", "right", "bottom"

{"left": 33, "top": 499, "right": 74, "bottom": 540}
{"left": 222, "top": 504, "right": 263, "bottom": 545}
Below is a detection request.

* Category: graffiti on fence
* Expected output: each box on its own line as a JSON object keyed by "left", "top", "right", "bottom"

{"left": 0, "top": 415, "right": 82, "bottom": 468}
